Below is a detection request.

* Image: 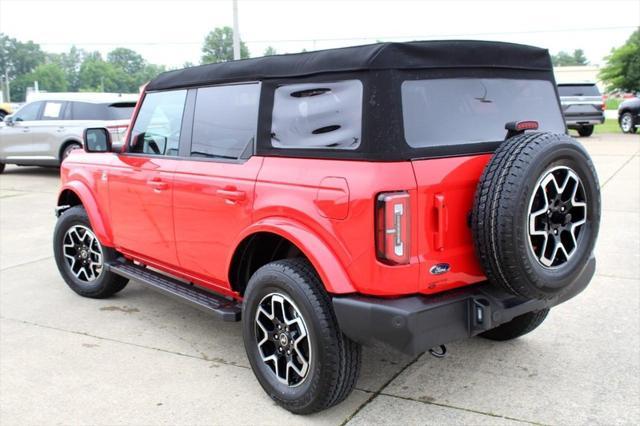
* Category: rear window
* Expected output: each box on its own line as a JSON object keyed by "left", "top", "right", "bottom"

{"left": 402, "top": 78, "right": 565, "bottom": 148}
{"left": 557, "top": 84, "right": 600, "bottom": 97}
{"left": 271, "top": 80, "right": 363, "bottom": 150}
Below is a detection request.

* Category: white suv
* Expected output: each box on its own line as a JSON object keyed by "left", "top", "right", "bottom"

{"left": 0, "top": 97, "right": 135, "bottom": 173}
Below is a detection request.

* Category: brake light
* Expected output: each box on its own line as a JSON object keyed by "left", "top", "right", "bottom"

{"left": 376, "top": 192, "right": 411, "bottom": 265}
{"left": 106, "top": 124, "right": 128, "bottom": 133}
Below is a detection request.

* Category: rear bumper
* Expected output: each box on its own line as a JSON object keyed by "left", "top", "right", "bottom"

{"left": 564, "top": 114, "right": 605, "bottom": 126}
{"left": 333, "top": 255, "right": 595, "bottom": 356}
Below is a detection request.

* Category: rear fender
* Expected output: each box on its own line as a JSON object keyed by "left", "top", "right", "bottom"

{"left": 57, "top": 181, "right": 113, "bottom": 246}
{"left": 231, "top": 218, "right": 356, "bottom": 294}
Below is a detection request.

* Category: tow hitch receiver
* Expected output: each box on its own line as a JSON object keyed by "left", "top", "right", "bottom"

{"left": 429, "top": 344, "right": 447, "bottom": 358}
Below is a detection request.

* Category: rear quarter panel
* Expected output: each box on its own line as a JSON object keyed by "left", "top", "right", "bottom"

{"left": 254, "top": 157, "right": 421, "bottom": 296}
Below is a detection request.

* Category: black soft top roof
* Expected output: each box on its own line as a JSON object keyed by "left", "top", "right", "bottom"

{"left": 147, "top": 40, "right": 552, "bottom": 91}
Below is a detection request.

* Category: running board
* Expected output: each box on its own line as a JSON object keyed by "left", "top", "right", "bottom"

{"left": 106, "top": 261, "right": 241, "bottom": 322}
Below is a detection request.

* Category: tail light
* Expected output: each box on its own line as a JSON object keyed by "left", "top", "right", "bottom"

{"left": 107, "top": 124, "right": 129, "bottom": 142}
{"left": 376, "top": 192, "right": 411, "bottom": 265}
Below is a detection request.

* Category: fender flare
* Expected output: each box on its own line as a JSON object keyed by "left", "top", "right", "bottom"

{"left": 57, "top": 181, "right": 114, "bottom": 246}
{"left": 230, "top": 217, "right": 356, "bottom": 294}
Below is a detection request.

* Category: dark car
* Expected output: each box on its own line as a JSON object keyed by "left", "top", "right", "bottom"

{"left": 558, "top": 83, "right": 605, "bottom": 137}
{"left": 618, "top": 97, "right": 640, "bottom": 134}
{"left": 53, "top": 41, "right": 600, "bottom": 414}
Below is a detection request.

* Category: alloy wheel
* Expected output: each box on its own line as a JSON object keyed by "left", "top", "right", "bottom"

{"left": 255, "top": 292, "right": 311, "bottom": 387}
{"left": 528, "top": 166, "right": 587, "bottom": 268}
{"left": 62, "top": 225, "right": 103, "bottom": 282}
{"left": 621, "top": 114, "right": 633, "bottom": 132}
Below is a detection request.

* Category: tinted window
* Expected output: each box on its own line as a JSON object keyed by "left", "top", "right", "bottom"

{"left": 129, "top": 90, "right": 187, "bottom": 156}
{"left": 190, "top": 84, "right": 260, "bottom": 159}
{"left": 107, "top": 102, "right": 135, "bottom": 120}
{"left": 14, "top": 101, "right": 43, "bottom": 121}
{"left": 42, "top": 101, "right": 65, "bottom": 120}
{"left": 402, "top": 78, "right": 565, "bottom": 148}
{"left": 71, "top": 102, "right": 108, "bottom": 120}
{"left": 271, "top": 80, "right": 362, "bottom": 150}
{"left": 557, "top": 84, "right": 600, "bottom": 97}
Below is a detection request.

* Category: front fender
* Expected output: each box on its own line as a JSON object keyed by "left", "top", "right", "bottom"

{"left": 57, "top": 181, "right": 114, "bottom": 246}
{"left": 231, "top": 217, "right": 356, "bottom": 294}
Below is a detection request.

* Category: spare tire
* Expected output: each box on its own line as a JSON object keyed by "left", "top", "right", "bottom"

{"left": 472, "top": 132, "right": 600, "bottom": 300}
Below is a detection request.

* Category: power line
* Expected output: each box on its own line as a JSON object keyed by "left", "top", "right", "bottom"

{"left": 35, "top": 25, "right": 637, "bottom": 47}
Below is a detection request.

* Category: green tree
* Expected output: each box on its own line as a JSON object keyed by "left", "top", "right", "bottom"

{"left": 599, "top": 29, "right": 640, "bottom": 92}
{"left": 263, "top": 46, "right": 277, "bottom": 56}
{"left": 551, "top": 49, "right": 589, "bottom": 66}
{"left": 0, "top": 33, "right": 46, "bottom": 78}
{"left": 48, "top": 46, "right": 86, "bottom": 91}
{"left": 201, "top": 26, "right": 249, "bottom": 64}
{"left": 78, "top": 54, "right": 124, "bottom": 92}
{"left": 107, "top": 47, "right": 145, "bottom": 75}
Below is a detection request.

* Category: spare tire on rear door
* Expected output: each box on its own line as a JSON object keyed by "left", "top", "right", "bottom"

{"left": 471, "top": 132, "right": 600, "bottom": 300}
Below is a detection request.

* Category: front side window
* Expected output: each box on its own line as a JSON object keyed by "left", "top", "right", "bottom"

{"left": 129, "top": 90, "right": 187, "bottom": 156}
{"left": 190, "top": 83, "right": 260, "bottom": 159}
{"left": 402, "top": 78, "right": 565, "bottom": 148}
{"left": 42, "top": 101, "right": 65, "bottom": 120}
{"left": 14, "top": 101, "right": 43, "bottom": 121}
{"left": 271, "top": 80, "right": 363, "bottom": 150}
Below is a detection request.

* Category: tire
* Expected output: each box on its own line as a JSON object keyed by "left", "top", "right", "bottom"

{"left": 0, "top": 111, "right": 6, "bottom": 121}
{"left": 620, "top": 112, "right": 637, "bottom": 134}
{"left": 577, "top": 125, "right": 594, "bottom": 137}
{"left": 472, "top": 132, "right": 600, "bottom": 300}
{"left": 53, "top": 205, "right": 128, "bottom": 298}
{"left": 61, "top": 142, "right": 82, "bottom": 161}
{"left": 242, "top": 258, "right": 361, "bottom": 414}
{"left": 480, "top": 308, "right": 550, "bottom": 341}
{"left": 0, "top": 162, "right": 5, "bottom": 174}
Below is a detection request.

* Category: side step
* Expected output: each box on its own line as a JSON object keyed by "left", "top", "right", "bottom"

{"left": 106, "top": 261, "right": 241, "bottom": 322}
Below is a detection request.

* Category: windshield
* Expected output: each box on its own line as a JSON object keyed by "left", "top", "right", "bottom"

{"left": 401, "top": 78, "right": 565, "bottom": 148}
{"left": 557, "top": 84, "right": 600, "bottom": 97}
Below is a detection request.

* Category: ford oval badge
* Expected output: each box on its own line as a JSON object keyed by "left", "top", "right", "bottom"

{"left": 429, "top": 263, "right": 450, "bottom": 275}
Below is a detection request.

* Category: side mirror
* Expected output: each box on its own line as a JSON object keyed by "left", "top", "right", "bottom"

{"left": 83, "top": 128, "right": 112, "bottom": 153}
{"left": 4, "top": 115, "right": 15, "bottom": 126}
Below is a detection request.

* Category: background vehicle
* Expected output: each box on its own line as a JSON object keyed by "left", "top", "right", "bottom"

{"left": 557, "top": 83, "right": 605, "bottom": 137}
{"left": 54, "top": 41, "right": 600, "bottom": 414}
{"left": 618, "top": 97, "right": 640, "bottom": 133}
{"left": 0, "top": 102, "right": 13, "bottom": 121}
{"left": 0, "top": 95, "right": 136, "bottom": 173}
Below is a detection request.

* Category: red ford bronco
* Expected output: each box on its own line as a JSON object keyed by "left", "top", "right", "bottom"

{"left": 54, "top": 41, "right": 600, "bottom": 414}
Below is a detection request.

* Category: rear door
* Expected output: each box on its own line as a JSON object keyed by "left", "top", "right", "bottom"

{"left": 29, "top": 100, "right": 68, "bottom": 159}
{"left": 172, "top": 83, "right": 262, "bottom": 290}
{"left": 401, "top": 77, "right": 566, "bottom": 294}
{"left": 108, "top": 89, "right": 187, "bottom": 268}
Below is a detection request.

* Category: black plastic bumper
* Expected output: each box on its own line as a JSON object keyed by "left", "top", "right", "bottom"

{"left": 333, "top": 256, "right": 595, "bottom": 356}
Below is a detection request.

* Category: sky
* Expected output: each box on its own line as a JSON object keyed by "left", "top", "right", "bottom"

{"left": 0, "top": 0, "right": 638, "bottom": 68}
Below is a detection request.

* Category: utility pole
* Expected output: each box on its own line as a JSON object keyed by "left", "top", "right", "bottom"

{"left": 3, "top": 69, "right": 10, "bottom": 102}
{"left": 232, "top": 0, "right": 241, "bottom": 60}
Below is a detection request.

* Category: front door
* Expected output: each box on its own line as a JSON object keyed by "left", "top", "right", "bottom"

{"left": 0, "top": 101, "right": 43, "bottom": 161}
{"left": 172, "top": 83, "right": 262, "bottom": 290}
{"left": 108, "top": 89, "right": 188, "bottom": 268}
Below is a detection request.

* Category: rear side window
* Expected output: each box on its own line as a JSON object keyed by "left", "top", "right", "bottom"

{"left": 190, "top": 83, "right": 260, "bottom": 159}
{"left": 271, "top": 80, "right": 363, "bottom": 150}
{"left": 42, "top": 101, "right": 65, "bottom": 120}
{"left": 129, "top": 90, "right": 187, "bottom": 156}
{"left": 402, "top": 78, "right": 565, "bottom": 148}
{"left": 71, "top": 102, "right": 107, "bottom": 120}
{"left": 557, "top": 84, "right": 600, "bottom": 97}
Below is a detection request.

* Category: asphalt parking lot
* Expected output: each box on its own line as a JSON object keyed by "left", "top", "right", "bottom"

{"left": 0, "top": 132, "right": 638, "bottom": 426}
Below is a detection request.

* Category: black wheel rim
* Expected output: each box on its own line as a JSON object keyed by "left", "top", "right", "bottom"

{"left": 528, "top": 166, "right": 587, "bottom": 268}
{"left": 254, "top": 292, "right": 311, "bottom": 387}
{"left": 62, "top": 225, "right": 103, "bottom": 282}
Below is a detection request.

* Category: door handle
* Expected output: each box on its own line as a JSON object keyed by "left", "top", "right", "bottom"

{"left": 147, "top": 178, "right": 169, "bottom": 191}
{"left": 216, "top": 188, "right": 246, "bottom": 202}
